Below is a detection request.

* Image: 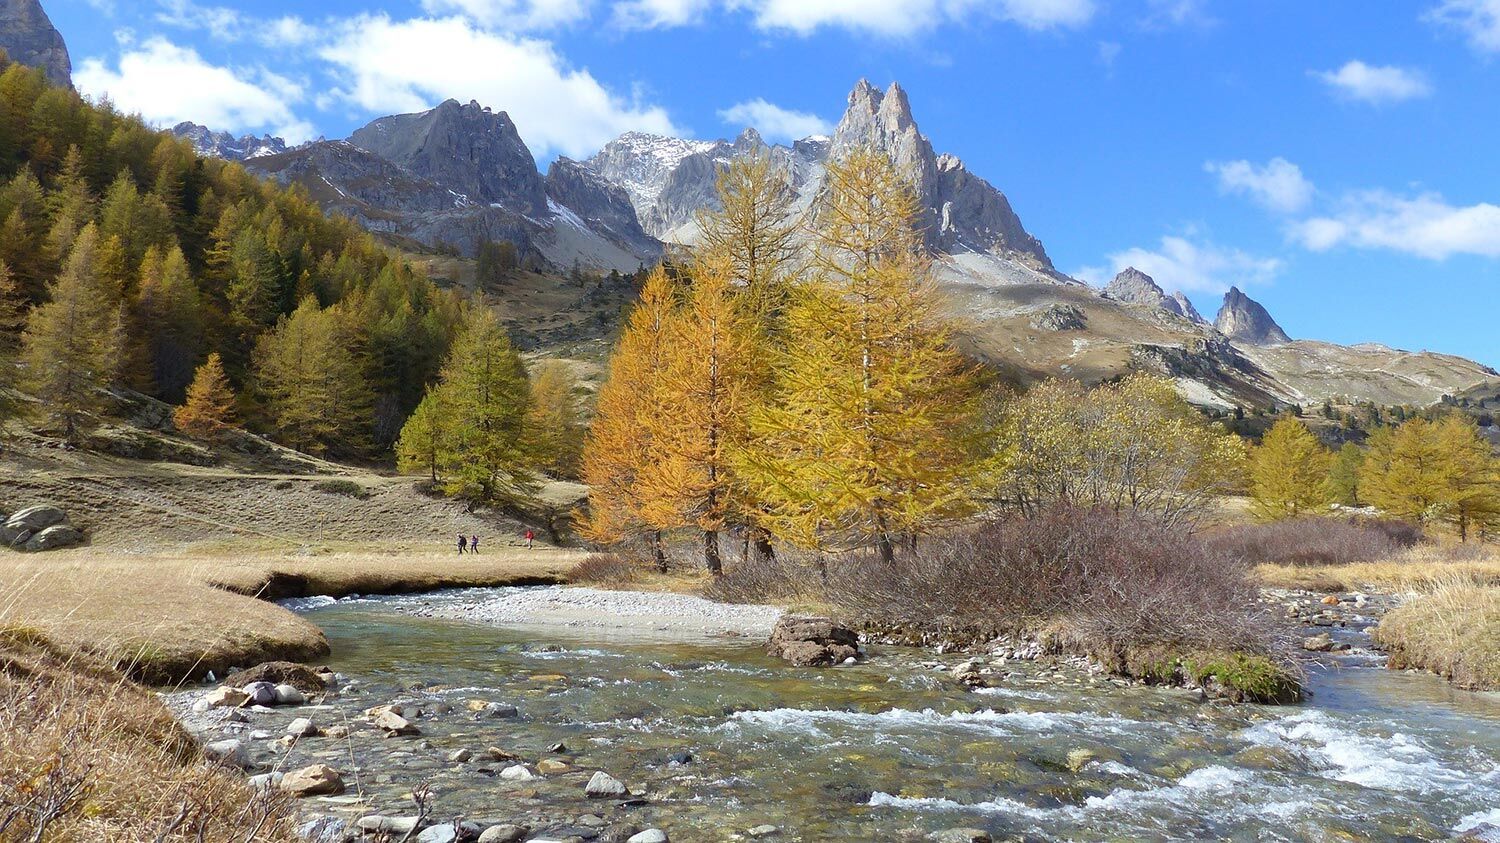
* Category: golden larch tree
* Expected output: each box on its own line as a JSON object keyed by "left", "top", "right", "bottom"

{"left": 579, "top": 266, "right": 680, "bottom": 569}
{"left": 736, "top": 147, "right": 981, "bottom": 562}
{"left": 637, "top": 253, "right": 759, "bottom": 574}
{"left": 1361, "top": 418, "right": 1453, "bottom": 524}
{"left": 1249, "top": 416, "right": 1333, "bottom": 520}
{"left": 525, "top": 360, "right": 585, "bottom": 479}
{"left": 173, "top": 352, "right": 237, "bottom": 438}
{"left": 21, "top": 223, "right": 124, "bottom": 441}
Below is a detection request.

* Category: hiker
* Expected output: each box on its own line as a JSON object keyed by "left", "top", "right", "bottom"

{"left": 524, "top": 529, "right": 534, "bottom": 549}
{"left": 470, "top": 535, "right": 480, "bottom": 554}
{"left": 457, "top": 534, "right": 467, "bottom": 555}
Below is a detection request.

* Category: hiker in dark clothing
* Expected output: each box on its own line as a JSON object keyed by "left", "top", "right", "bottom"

{"left": 457, "top": 534, "right": 467, "bottom": 554}
{"left": 470, "top": 535, "right": 480, "bottom": 554}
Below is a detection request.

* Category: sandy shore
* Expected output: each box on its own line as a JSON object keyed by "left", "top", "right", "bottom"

{"left": 400, "top": 585, "right": 784, "bottom": 641}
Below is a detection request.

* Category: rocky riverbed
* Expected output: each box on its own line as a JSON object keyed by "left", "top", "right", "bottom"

{"left": 166, "top": 587, "right": 1500, "bottom": 842}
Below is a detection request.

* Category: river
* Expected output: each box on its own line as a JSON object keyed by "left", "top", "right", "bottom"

{"left": 239, "top": 588, "right": 1500, "bottom": 841}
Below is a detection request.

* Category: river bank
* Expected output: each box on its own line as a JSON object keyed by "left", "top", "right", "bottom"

{"left": 161, "top": 586, "right": 1500, "bottom": 842}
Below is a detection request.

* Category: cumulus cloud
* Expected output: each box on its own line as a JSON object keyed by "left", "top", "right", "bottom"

{"left": 1291, "top": 191, "right": 1500, "bottom": 259}
{"left": 421, "top": 0, "right": 594, "bottom": 29}
{"left": 1205, "top": 157, "right": 1315, "bottom": 213}
{"left": 1424, "top": 0, "right": 1500, "bottom": 52}
{"left": 75, "top": 36, "right": 314, "bottom": 141}
{"left": 318, "top": 15, "right": 679, "bottom": 158}
{"left": 1077, "top": 234, "right": 1282, "bottom": 294}
{"left": 718, "top": 98, "right": 830, "bottom": 140}
{"left": 614, "top": 0, "right": 1094, "bottom": 36}
{"left": 1313, "top": 60, "right": 1432, "bottom": 104}
{"left": 613, "top": 0, "right": 714, "bottom": 28}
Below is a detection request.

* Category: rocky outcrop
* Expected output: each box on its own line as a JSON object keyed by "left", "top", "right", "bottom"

{"left": 1103, "top": 267, "right": 1206, "bottom": 324}
{"left": 1172, "top": 291, "right": 1206, "bottom": 324}
{"left": 171, "top": 122, "right": 289, "bottom": 161}
{"left": 0, "top": 0, "right": 70, "bottom": 87}
{"left": 544, "top": 157, "right": 658, "bottom": 258}
{"left": 1031, "top": 303, "right": 1087, "bottom": 331}
{"left": 2, "top": 503, "right": 85, "bottom": 551}
{"left": 221, "top": 661, "right": 329, "bottom": 693}
{"left": 766, "top": 616, "right": 860, "bottom": 667}
{"left": 350, "top": 99, "right": 547, "bottom": 216}
{"left": 1215, "top": 286, "right": 1291, "bottom": 345}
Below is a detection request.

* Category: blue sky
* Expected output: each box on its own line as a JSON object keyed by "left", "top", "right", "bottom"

{"left": 45, "top": 0, "right": 1500, "bottom": 366}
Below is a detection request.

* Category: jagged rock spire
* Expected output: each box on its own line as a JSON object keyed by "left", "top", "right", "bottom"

{"left": 1215, "top": 286, "right": 1290, "bottom": 345}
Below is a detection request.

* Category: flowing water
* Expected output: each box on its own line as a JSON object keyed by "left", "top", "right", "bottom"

{"left": 274, "top": 589, "right": 1499, "bottom": 842}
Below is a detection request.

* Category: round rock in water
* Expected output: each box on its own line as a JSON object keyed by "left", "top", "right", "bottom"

{"left": 585, "top": 771, "right": 629, "bottom": 798}
{"left": 242, "top": 681, "right": 278, "bottom": 706}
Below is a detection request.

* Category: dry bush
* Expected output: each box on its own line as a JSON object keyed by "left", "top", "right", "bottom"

{"left": 821, "top": 507, "right": 1276, "bottom": 662}
{"left": 568, "top": 553, "right": 646, "bottom": 586}
{"left": 1206, "top": 517, "right": 1420, "bottom": 568}
{"left": 703, "top": 549, "right": 827, "bottom": 605}
{"left": 1374, "top": 579, "right": 1500, "bottom": 690}
{"left": 0, "top": 627, "right": 302, "bottom": 842}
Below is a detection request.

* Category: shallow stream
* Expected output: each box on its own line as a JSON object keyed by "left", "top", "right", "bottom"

{"left": 274, "top": 589, "right": 1500, "bottom": 841}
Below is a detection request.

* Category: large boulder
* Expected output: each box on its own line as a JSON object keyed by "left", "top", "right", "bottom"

{"left": 2, "top": 504, "right": 69, "bottom": 547}
{"left": 222, "top": 661, "right": 328, "bottom": 693}
{"left": 22, "top": 524, "right": 84, "bottom": 552}
{"left": 766, "top": 616, "right": 859, "bottom": 667}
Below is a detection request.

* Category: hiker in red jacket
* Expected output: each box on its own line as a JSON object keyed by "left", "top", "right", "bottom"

{"left": 524, "top": 529, "right": 535, "bottom": 549}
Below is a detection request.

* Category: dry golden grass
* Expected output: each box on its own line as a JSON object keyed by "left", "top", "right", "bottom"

{"left": 1374, "top": 579, "right": 1500, "bottom": 690}
{"left": 0, "top": 627, "right": 303, "bottom": 841}
{"left": 1254, "top": 544, "right": 1500, "bottom": 592}
{"left": 0, "top": 547, "right": 583, "bottom": 685}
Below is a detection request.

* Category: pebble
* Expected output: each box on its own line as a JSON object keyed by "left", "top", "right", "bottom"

{"left": 746, "top": 826, "right": 780, "bottom": 838}
{"left": 627, "top": 831, "right": 668, "bottom": 843}
{"left": 287, "top": 718, "right": 319, "bottom": 737}
{"left": 448, "top": 748, "right": 473, "bottom": 763}
{"left": 585, "top": 771, "right": 629, "bottom": 798}
{"left": 500, "top": 764, "right": 538, "bottom": 781}
{"left": 203, "top": 738, "right": 251, "bottom": 769}
{"left": 243, "top": 681, "right": 278, "bottom": 706}
{"left": 274, "top": 684, "right": 307, "bottom": 706}
{"left": 478, "top": 825, "right": 531, "bottom": 843}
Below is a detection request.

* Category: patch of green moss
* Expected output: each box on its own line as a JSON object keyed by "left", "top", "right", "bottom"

{"left": 1183, "top": 652, "right": 1302, "bottom": 705}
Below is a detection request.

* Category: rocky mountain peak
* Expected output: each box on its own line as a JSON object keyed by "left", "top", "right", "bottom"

{"left": 171, "top": 122, "right": 289, "bottom": 162}
{"left": 1215, "top": 286, "right": 1291, "bottom": 345}
{"left": 1104, "top": 267, "right": 1208, "bottom": 323}
{"left": 1, "top": 0, "right": 71, "bottom": 87}
{"left": 1171, "top": 291, "right": 1206, "bottom": 324}
{"left": 349, "top": 99, "right": 546, "bottom": 216}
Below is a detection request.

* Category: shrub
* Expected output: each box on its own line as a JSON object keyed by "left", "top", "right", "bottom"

{"left": 822, "top": 507, "right": 1274, "bottom": 658}
{"left": 1205, "top": 517, "right": 1419, "bottom": 567}
{"left": 703, "top": 550, "right": 825, "bottom": 605}
{"left": 311, "top": 479, "right": 369, "bottom": 499}
{"left": 568, "top": 553, "right": 645, "bottom": 587}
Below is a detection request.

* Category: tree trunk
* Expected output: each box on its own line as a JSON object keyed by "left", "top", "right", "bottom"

{"left": 753, "top": 527, "right": 776, "bottom": 562}
{"left": 704, "top": 530, "right": 723, "bottom": 575}
{"left": 653, "top": 530, "right": 667, "bottom": 573}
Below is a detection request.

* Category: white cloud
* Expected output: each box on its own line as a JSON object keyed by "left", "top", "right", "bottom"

{"left": 1078, "top": 234, "right": 1282, "bottom": 294}
{"left": 1291, "top": 190, "right": 1500, "bottom": 259}
{"left": 155, "top": 0, "right": 244, "bottom": 40}
{"left": 718, "top": 98, "right": 830, "bottom": 140}
{"left": 1313, "top": 60, "right": 1432, "bottom": 104}
{"left": 1425, "top": 0, "right": 1500, "bottom": 52}
{"left": 613, "top": 0, "right": 714, "bottom": 28}
{"left": 319, "top": 15, "right": 679, "bottom": 158}
{"left": 616, "top": 0, "right": 1094, "bottom": 36}
{"left": 266, "top": 16, "right": 319, "bottom": 47}
{"left": 75, "top": 36, "right": 314, "bottom": 142}
{"left": 421, "top": 0, "right": 594, "bottom": 29}
{"left": 1205, "top": 157, "right": 1315, "bottom": 213}
{"left": 1143, "top": 0, "right": 1214, "bottom": 28}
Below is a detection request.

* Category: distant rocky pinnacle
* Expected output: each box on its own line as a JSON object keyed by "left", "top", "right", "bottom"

{"left": 172, "top": 122, "right": 289, "bottom": 162}
{"left": 1104, "top": 267, "right": 1207, "bottom": 324}
{"left": 0, "top": 0, "right": 70, "bottom": 87}
{"left": 350, "top": 99, "right": 547, "bottom": 217}
{"left": 1215, "top": 286, "right": 1290, "bottom": 345}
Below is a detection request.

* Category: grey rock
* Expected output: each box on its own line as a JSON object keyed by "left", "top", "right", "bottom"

{"left": 746, "top": 826, "right": 781, "bottom": 838}
{"left": 22, "top": 524, "right": 84, "bottom": 551}
{"left": 351, "top": 98, "right": 547, "bottom": 216}
{"left": 766, "top": 616, "right": 860, "bottom": 667}
{"left": 929, "top": 830, "right": 992, "bottom": 843}
{"left": 1214, "top": 286, "right": 1291, "bottom": 345}
{"left": 1171, "top": 291, "right": 1207, "bottom": 324}
{"left": 357, "top": 815, "right": 426, "bottom": 835}
{"left": 447, "top": 748, "right": 472, "bottom": 762}
{"left": 279, "top": 764, "right": 344, "bottom": 797}
{"left": 247, "top": 771, "right": 283, "bottom": 791}
{"left": 472, "top": 701, "right": 519, "bottom": 719}
{"left": 242, "top": 681, "right": 277, "bottom": 707}
{"left": 286, "top": 717, "right": 319, "bottom": 737}
{"left": 626, "top": 831, "right": 668, "bottom": 843}
{"left": 1105, "top": 267, "right": 1184, "bottom": 316}
{"left": 203, "top": 739, "right": 251, "bottom": 769}
{"left": 298, "top": 816, "right": 347, "bottom": 843}
{"left": 477, "top": 824, "right": 530, "bottom": 843}
{"left": 545, "top": 157, "right": 658, "bottom": 259}
{"left": 4, "top": 504, "right": 66, "bottom": 532}
{"left": 584, "top": 770, "right": 629, "bottom": 798}
{"left": 0, "top": 0, "right": 70, "bottom": 87}
{"left": 1030, "top": 303, "right": 1087, "bottom": 332}
{"left": 417, "top": 823, "right": 484, "bottom": 843}
{"left": 272, "top": 684, "right": 306, "bottom": 706}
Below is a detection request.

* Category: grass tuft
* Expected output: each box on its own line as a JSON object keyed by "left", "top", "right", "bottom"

{"left": 1374, "top": 578, "right": 1500, "bottom": 690}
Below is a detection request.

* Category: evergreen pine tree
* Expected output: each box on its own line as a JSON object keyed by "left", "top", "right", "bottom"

{"left": 525, "top": 360, "right": 584, "bottom": 479}
{"left": 431, "top": 307, "right": 535, "bottom": 504}
{"left": 253, "top": 297, "right": 370, "bottom": 455}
